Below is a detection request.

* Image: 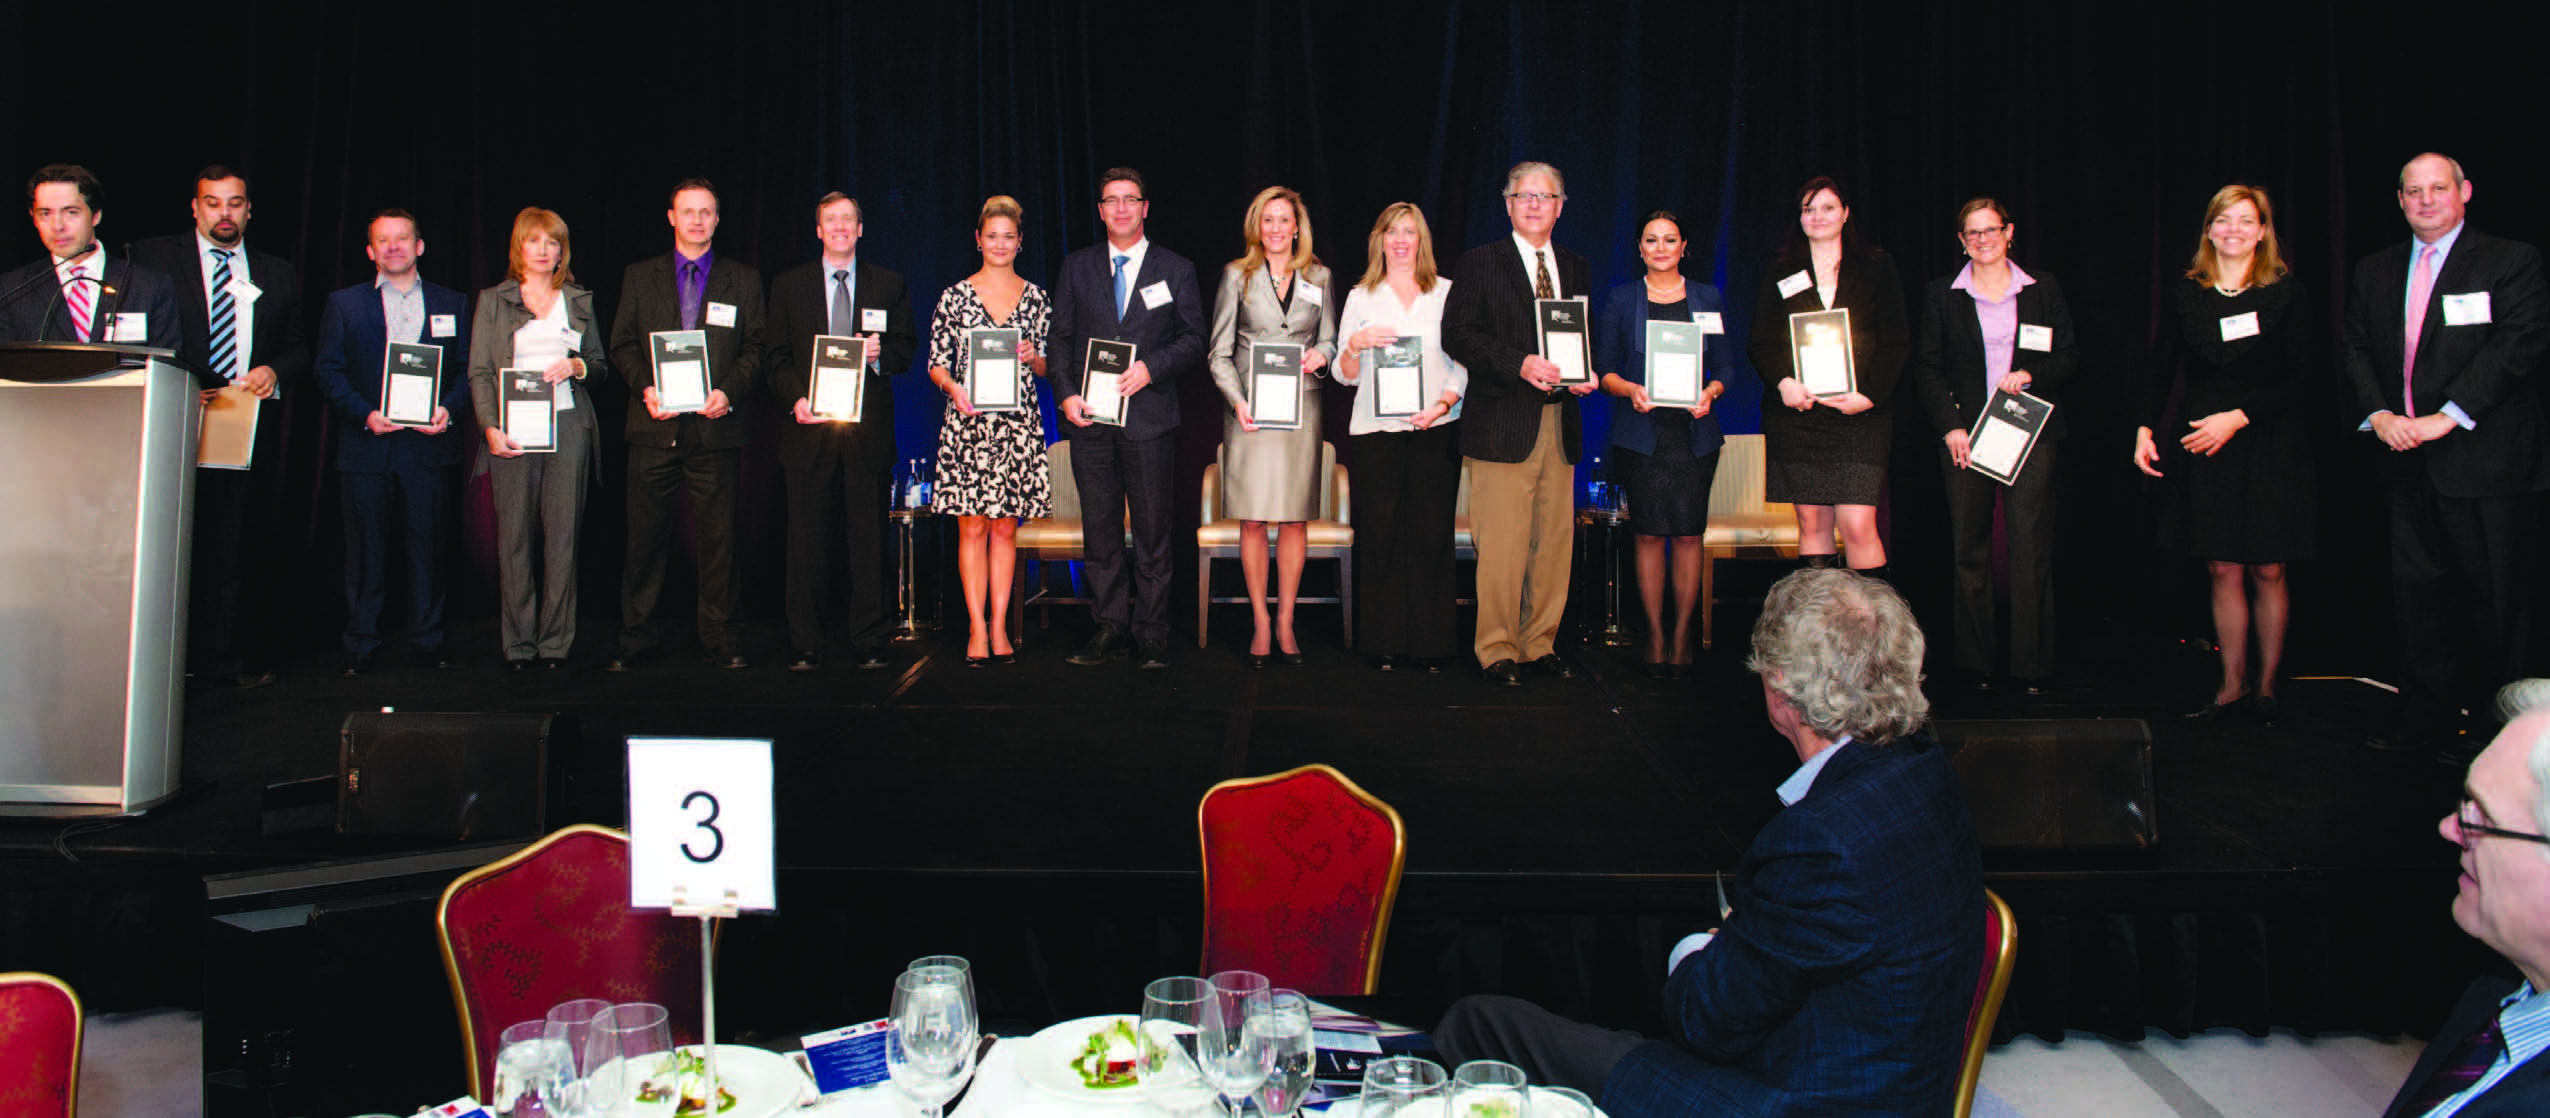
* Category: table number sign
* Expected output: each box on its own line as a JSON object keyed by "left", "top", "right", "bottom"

{"left": 627, "top": 736, "right": 777, "bottom": 913}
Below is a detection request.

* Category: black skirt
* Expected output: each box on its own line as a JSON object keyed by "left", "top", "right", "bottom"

{"left": 1618, "top": 414, "right": 1720, "bottom": 538}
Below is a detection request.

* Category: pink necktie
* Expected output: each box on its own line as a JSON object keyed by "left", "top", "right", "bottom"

{"left": 2402, "top": 245, "right": 2436, "bottom": 417}
{"left": 65, "top": 264, "right": 92, "bottom": 343}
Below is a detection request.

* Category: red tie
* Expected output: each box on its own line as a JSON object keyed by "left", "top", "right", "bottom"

{"left": 2402, "top": 245, "right": 2436, "bottom": 417}
{"left": 65, "top": 263, "right": 92, "bottom": 343}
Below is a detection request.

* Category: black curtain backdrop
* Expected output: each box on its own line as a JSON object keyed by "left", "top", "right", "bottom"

{"left": 5, "top": 0, "right": 2546, "bottom": 674}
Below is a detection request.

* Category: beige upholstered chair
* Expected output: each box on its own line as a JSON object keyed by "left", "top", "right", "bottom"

{"left": 1699, "top": 434, "right": 1803, "bottom": 649}
{"left": 1196, "top": 442, "right": 1353, "bottom": 647}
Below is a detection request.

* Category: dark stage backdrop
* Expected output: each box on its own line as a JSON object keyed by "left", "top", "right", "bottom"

{"left": 5, "top": 0, "right": 2546, "bottom": 677}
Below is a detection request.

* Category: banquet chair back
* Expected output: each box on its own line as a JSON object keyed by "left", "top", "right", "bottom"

{"left": 1198, "top": 764, "right": 1407, "bottom": 995}
{"left": 1196, "top": 441, "right": 1354, "bottom": 647}
{"left": 1955, "top": 889, "right": 2020, "bottom": 1118}
{"left": 1698, "top": 434, "right": 1808, "bottom": 648}
{"left": 0, "top": 971, "right": 82, "bottom": 1118}
{"left": 437, "top": 825, "right": 703, "bottom": 1099}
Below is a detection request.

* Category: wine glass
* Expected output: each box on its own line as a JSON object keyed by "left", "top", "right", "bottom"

{"left": 1529, "top": 1085, "right": 1596, "bottom": 1118}
{"left": 907, "top": 954, "right": 977, "bottom": 1020}
{"left": 1452, "top": 1060, "right": 1529, "bottom": 1118}
{"left": 1358, "top": 1055, "right": 1448, "bottom": 1118}
{"left": 543, "top": 998, "right": 613, "bottom": 1118}
{"left": 581, "top": 1002, "right": 675, "bottom": 1118}
{"left": 1200, "top": 970, "right": 1273, "bottom": 1117}
{"left": 492, "top": 1019, "right": 571, "bottom": 1117}
{"left": 887, "top": 964, "right": 977, "bottom": 1118}
{"left": 1250, "top": 989, "right": 1315, "bottom": 1118}
{"left": 1138, "top": 976, "right": 1219, "bottom": 1118}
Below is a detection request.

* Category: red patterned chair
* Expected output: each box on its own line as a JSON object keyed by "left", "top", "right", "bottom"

{"left": 1954, "top": 889, "right": 2020, "bottom": 1118}
{"left": 0, "top": 971, "right": 81, "bottom": 1118}
{"left": 437, "top": 825, "right": 703, "bottom": 1099}
{"left": 1198, "top": 764, "right": 1407, "bottom": 995}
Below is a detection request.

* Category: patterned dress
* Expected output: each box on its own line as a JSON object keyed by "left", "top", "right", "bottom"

{"left": 929, "top": 279, "right": 1053, "bottom": 518}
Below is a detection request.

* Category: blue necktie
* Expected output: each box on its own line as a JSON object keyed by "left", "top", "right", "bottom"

{"left": 1112, "top": 254, "right": 1131, "bottom": 322}
{"left": 208, "top": 249, "right": 239, "bottom": 380}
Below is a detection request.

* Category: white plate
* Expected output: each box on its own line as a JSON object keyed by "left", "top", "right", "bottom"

{"left": 590, "top": 1044, "right": 807, "bottom": 1118}
{"left": 1017, "top": 1014, "right": 1149, "bottom": 1104}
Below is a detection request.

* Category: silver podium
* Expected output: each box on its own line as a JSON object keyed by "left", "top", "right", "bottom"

{"left": 0, "top": 342, "right": 200, "bottom": 816}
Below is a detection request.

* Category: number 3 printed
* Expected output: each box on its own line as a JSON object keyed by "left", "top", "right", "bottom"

{"left": 681, "top": 791, "right": 724, "bottom": 863}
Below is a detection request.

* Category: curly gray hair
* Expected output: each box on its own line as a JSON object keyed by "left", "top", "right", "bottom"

{"left": 1748, "top": 568, "right": 1928, "bottom": 744}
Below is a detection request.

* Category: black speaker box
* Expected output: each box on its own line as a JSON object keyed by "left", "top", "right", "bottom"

{"left": 336, "top": 711, "right": 573, "bottom": 839}
{"left": 1934, "top": 718, "right": 2157, "bottom": 850}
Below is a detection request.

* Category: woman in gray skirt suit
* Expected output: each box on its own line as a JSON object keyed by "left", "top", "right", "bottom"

{"left": 1208, "top": 185, "right": 1338, "bottom": 666}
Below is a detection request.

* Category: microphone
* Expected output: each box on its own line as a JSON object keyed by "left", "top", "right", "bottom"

{"left": 0, "top": 243, "right": 111, "bottom": 342}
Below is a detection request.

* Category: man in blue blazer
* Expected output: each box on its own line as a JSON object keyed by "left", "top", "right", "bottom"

{"left": 1438, "top": 568, "right": 1985, "bottom": 1117}
{"left": 2381, "top": 696, "right": 2550, "bottom": 1118}
{"left": 1051, "top": 166, "right": 1204, "bottom": 669}
{"left": 309, "top": 210, "right": 473, "bottom": 674}
{"left": 2343, "top": 153, "right": 2550, "bottom": 763}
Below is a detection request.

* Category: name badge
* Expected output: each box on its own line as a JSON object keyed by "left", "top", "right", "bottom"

{"left": 1776, "top": 270, "right": 1813, "bottom": 299}
{"left": 1296, "top": 282, "right": 1323, "bottom": 306}
{"left": 1697, "top": 311, "right": 1725, "bottom": 334}
{"left": 2443, "top": 291, "right": 2492, "bottom": 326}
{"left": 110, "top": 312, "right": 149, "bottom": 343}
{"left": 1140, "top": 281, "right": 1172, "bottom": 310}
{"left": 226, "top": 276, "right": 262, "bottom": 302}
{"left": 706, "top": 301, "right": 738, "bottom": 328}
{"left": 2017, "top": 324, "right": 2053, "bottom": 352}
{"left": 2218, "top": 311, "right": 2260, "bottom": 341}
{"left": 430, "top": 314, "right": 457, "bottom": 338}
{"left": 861, "top": 307, "right": 889, "bottom": 333}
{"left": 563, "top": 328, "right": 584, "bottom": 351}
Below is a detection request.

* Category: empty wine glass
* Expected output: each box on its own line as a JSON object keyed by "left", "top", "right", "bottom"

{"left": 492, "top": 1019, "right": 571, "bottom": 1117}
{"left": 543, "top": 998, "right": 613, "bottom": 1118}
{"left": 1251, "top": 989, "right": 1315, "bottom": 1118}
{"left": 1452, "top": 1060, "right": 1530, "bottom": 1118}
{"left": 1529, "top": 1084, "right": 1596, "bottom": 1118}
{"left": 1358, "top": 1055, "right": 1448, "bottom": 1118}
{"left": 888, "top": 964, "right": 977, "bottom": 1118}
{"left": 1138, "top": 976, "right": 1219, "bottom": 1118}
{"left": 1200, "top": 970, "right": 1273, "bottom": 1117}
{"left": 581, "top": 1002, "right": 674, "bottom": 1118}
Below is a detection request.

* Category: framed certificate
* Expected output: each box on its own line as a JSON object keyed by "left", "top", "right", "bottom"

{"left": 502, "top": 368, "right": 557, "bottom": 452}
{"left": 1645, "top": 320, "right": 1705, "bottom": 407}
{"left": 966, "top": 327, "right": 1022, "bottom": 412}
{"left": 649, "top": 330, "right": 711, "bottom": 413}
{"left": 1787, "top": 308, "right": 1855, "bottom": 398}
{"left": 1966, "top": 387, "right": 2054, "bottom": 486}
{"left": 1083, "top": 339, "right": 1135, "bottom": 427}
{"left": 1537, "top": 298, "right": 1592, "bottom": 386}
{"left": 380, "top": 341, "right": 443, "bottom": 427}
{"left": 1249, "top": 342, "right": 1304, "bottom": 430}
{"left": 1372, "top": 337, "right": 1426, "bottom": 419}
{"left": 807, "top": 333, "right": 867, "bottom": 422}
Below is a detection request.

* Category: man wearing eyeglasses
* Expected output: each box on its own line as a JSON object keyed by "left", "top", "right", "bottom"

{"left": 1442, "top": 161, "right": 1600, "bottom": 687}
{"left": 1053, "top": 166, "right": 1204, "bottom": 670}
{"left": 2383, "top": 696, "right": 2550, "bottom": 1116}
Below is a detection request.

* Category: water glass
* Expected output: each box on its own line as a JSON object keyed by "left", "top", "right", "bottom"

{"left": 1200, "top": 970, "right": 1273, "bottom": 1116}
{"left": 1250, "top": 989, "right": 1315, "bottom": 1117}
{"left": 887, "top": 965, "right": 977, "bottom": 1118}
{"left": 543, "top": 999, "right": 613, "bottom": 1116}
{"left": 581, "top": 1003, "right": 675, "bottom": 1118}
{"left": 1529, "top": 1085, "right": 1596, "bottom": 1118}
{"left": 492, "top": 1019, "right": 572, "bottom": 1117}
{"left": 906, "top": 954, "right": 977, "bottom": 1013}
{"left": 1138, "top": 976, "right": 1219, "bottom": 1118}
{"left": 1358, "top": 1055, "right": 1448, "bottom": 1118}
{"left": 1451, "top": 1059, "right": 1530, "bottom": 1118}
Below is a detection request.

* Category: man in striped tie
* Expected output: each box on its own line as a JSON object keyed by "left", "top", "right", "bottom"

{"left": 0, "top": 164, "right": 180, "bottom": 348}
{"left": 2382, "top": 691, "right": 2550, "bottom": 1116}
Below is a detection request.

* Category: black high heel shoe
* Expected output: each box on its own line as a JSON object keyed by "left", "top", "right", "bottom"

{"left": 2183, "top": 694, "right": 2248, "bottom": 720}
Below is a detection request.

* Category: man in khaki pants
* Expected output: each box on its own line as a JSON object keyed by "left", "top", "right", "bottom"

{"left": 1443, "top": 162, "right": 1599, "bottom": 685}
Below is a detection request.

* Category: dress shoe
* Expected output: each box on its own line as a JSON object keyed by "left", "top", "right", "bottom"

{"left": 1483, "top": 659, "right": 1523, "bottom": 687}
{"left": 422, "top": 647, "right": 454, "bottom": 670}
{"left": 1066, "top": 629, "right": 1130, "bottom": 667}
{"left": 539, "top": 657, "right": 566, "bottom": 671}
{"left": 2183, "top": 695, "right": 2247, "bottom": 721}
{"left": 964, "top": 654, "right": 989, "bottom": 668}
{"left": 341, "top": 651, "right": 373, "bottom": 678}
{"left": 717, "top": 652, "right": 751, "bottom": 670}
{"left": 2019, "top": 677, "right": 2049, "bottom": 696}
{"left": 1138, "top": 640, "right": 1172, "bottom": 670}
{"left": 993, "top": 651, "right": 1016, "bottom": 665}
{"left": 1374, "top": 654, "right": 1402, "bottom": 672}
{"left": 789, "top": 650, "right": 823, "bottom": 672}
{"left": 1642, "top": 659, "right": 1669, "bottom": 680}
{"left": 2253, "top": 696, "right": 2282, "bottom": 726}
{"left": 1526, "top": 654, "right": 1578, "bottom": 679}
{"left": 1422, "top": 658, "right": 1444, "bottom": 674}
{"left": 234, "top": 670, "right": 277, "bottom": 689}
{"left": 1281, "top": 649, "right": 1305, "bottom": 667}
{"left": 604, "top": 650, "right": 648, "bottom": 673}
{"left": 508, "top": 659, "right": 530, "bottom": 674}
{"left": 1247, "top": 652, "right": 1268, "bottom": 669}
{"left": 860, "top": 649, "right": 893, "bottom": 670}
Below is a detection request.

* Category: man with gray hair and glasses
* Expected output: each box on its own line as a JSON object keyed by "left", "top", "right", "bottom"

{"left": 1435, "top": 568, "right": 1985, "bottom": 1115}
{"left": 2381, "top": 680, "right": 2550, "bottom": 1116}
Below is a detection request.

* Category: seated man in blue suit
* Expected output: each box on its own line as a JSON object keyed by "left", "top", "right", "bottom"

{"left": 310, "top": 209, "right": 472, "bottom": 674}
{"left": 2381, "top": 684, "right": 2550, "bottom": 1118}
{"left": 1438, "top": 567, "right": 1985, "bottom": 1117}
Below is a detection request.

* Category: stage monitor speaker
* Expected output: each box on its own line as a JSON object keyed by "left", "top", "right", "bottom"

{"left": 336, "top": 711, "right": 571, "bottom": 840}
{"left": 1934, "top": 718, "right": 2156, "bottom": 850}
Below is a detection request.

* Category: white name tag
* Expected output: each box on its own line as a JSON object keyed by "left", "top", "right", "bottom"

{"left": 110, "top": 312, "right": 148, "bottom": 343}
{"left": 1140, "top": 281, "right": 1172, "bottom": 310}
{"left": 2018, "top": 324, "right": 2053, "bottom": 352}
{"left": 226, "top": 276, "right": 262, "bottom": 302}
{"left": 861, "top": 307, "right": 889, "bottom": 333}
{"left": 2218, "top": 311, "right": 2260, "bottom": 341}
{"left": 1776, "top": 270, "right": 1813, "bottom": 299}
{"left": 1697, "top": 311, "right": 1725, "bottom": 334}
{"left": 429, "top": 314, "right": 456, "bottom": 338}
{"left": 563, "top": 328, "right": 583, "bottom": 351}
{"left": 2443, "top": 291, "right": 2492, "bottom": 326}
{"left": 706, "top": 301, "right": 738, "bottom": 327}
{"left": 1296, "top": 282, "right": 1323, "bottom": 306}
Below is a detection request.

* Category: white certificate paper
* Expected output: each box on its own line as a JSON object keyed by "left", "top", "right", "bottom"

{"left": 1970, "top": 418, "right": 2032, "bottom": 477}
{"left": 967, "top": 328, "right": 1021, "bottom": 411}
{"left": 1538, "top": 298, "right": 1592, "bottom": 385}
{"left": 1250, "top": 342, "right": 1304, "bottom": 429}
{"left": 808, "top": 334, "right": 866, "bottom": 422}
{"left": 1645, "top": 320, "right": 1704, "bottom": 407}
{"left": 386, "top": 371, "right": 435, "bottom": 423}
{"left": 1372, "top": 338, "right": 1424, "bottom": 419}
{"left": 1082, "top": 338, "right": 1136, "bottom": 426}
{"left": 1789, "top": 308, "right": 1855, "bottom": 397}
{"left": 381, "top": 341, "right": 443, "bottom": 426}
{"left": 507, "top": 400, "right": 555, "bottom": 451}
{"left": 650, "top": 330, "right": 711, "bottom": 412}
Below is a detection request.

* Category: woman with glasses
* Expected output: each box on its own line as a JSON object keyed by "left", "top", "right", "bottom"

{"left": 1207, "top": 185, "right": 1337, "bottom": 667}
{"left": 1912, "top": 197, "right": 2078, "bottom": 693}
{"left": 1598, "top": 210, "right": 1728, "bottom": 678}
{"left": 1747, "top": 175, "right": 1910, "bottom": 579}
{"left": 927, "top": 195, "right": 1052, "bottom": 666}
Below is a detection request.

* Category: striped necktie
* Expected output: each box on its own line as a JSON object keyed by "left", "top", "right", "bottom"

{"left": 2397, "top": 1008, "right": 2505, "bottom": 1117}
{"left": 65, "top": 262, "right": 93, "bottom": 342}
{"left": 209, "top": 249, "right": 239, "bottom": 380}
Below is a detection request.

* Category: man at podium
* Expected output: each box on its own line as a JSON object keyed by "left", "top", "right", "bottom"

{"left": 0, "top": 164, "right": 179, "bottom": 348}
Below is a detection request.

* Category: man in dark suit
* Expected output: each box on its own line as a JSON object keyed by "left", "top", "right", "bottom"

{"left": 1436, "top": 568, "right": 1985, "bottom": 1117}
{"left": 133, "top": 165, "right": 312, "bottom": 688}
{"left": 1441, "top": 161, "right": 1601, "bottom": 686}
{"left": 308, "top": 209, "right": 473, "bottom": 674}
{"left": 607, "top": 178, "right": 767, "bottom": 671}
{"left": 1051, "top": 166, "right": 1204, "bottom": 669}
{"left": 2381, "top": 696, "right": 2550, "bottom": 1118}
{"left": 768, "top": 192, "right": 915, "bottom": 672}
{"left": 1, "top": 163, "right": 180, "bottom": 348}
{"left": 2343, "top": 153, "right": 2550, "bottom": 762}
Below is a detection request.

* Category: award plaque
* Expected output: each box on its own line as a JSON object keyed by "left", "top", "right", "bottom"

{"left": 1083, "top": 338, "right": 1135, "bottom": 426}
{"left": 1966, "top": 387, "right": 2054, "bottom": 486}
{"left": 1372, "top": 337, "right": 1425, "bottom": 419}
{"left": 1537, "top": 298, "right": 1592, "bottom": 385}
{"left": 650, "top": 330, "right": 711, "bottom": 413}
{"left": 502, "top": 369, "right": 557, "bottom": 452}
{"left": 966, "top": 328, "right": 1021, "bottom": 412}
{"left": 1645, "top": 320, "right": 1705, "bottom": 407}
{"left": 1787, "top": 308, "right": 1855, "bottom": 398}
{"left": 1249, "top": 342, "right": 1304, "bottom": 430}
{"left": 807, "top": 334, "right": 867, "bottom": 422}
{"left": 380, "top": 341, "right": 443, "bottom": 427}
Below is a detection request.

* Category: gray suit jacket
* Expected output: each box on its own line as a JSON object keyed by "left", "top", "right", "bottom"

{"left": 1207, "top": 261, "right": 1338, "bottom": 411}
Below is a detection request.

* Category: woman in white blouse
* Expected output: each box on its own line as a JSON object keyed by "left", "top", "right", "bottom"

{"left": 468, "top": 207, "right": 610, "bottom": 670}
{"left": 1334, "top": 202, "right": 1467, "bottom": 671}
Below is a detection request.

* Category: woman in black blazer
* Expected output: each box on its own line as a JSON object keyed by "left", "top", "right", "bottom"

{"left": 1912, "top": 197, "right": 2078, "bottom": 691}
